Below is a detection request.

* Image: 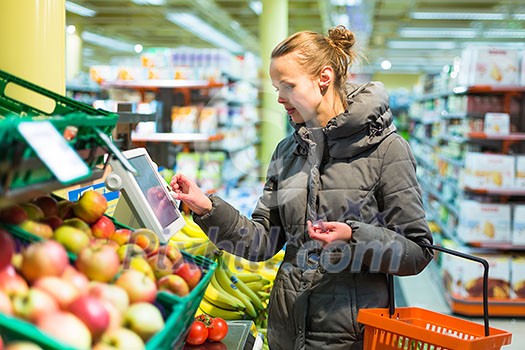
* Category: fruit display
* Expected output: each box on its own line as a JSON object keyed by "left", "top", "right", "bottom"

{"left": 169, "top": 214, "right": 284, "bottom": 346}
{"left": 0, "top": 192, "right": 216, "bottom": 349}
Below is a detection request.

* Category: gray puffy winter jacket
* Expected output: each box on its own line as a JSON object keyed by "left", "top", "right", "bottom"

{"left": 194, "top": 81, "right": 433, "bottom": 349}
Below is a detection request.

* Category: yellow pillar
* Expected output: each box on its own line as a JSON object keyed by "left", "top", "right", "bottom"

{"left": 0, "top": 0, "right": 66, "bottom": 95}
{"left": 66, "top": 25, "right": 83, "bottom": 83}
{"left": 259, "top": 0, "right": 288, "bottom": 174}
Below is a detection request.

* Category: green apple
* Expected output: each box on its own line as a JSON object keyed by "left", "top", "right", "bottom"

{"left": 123, "top": 302, "right": 164, "bottom": 342}
{"left": 53, "top": 225, "right": 90, "bottom": 254}
{"left": 98, "top": 327, "right": 145, "bottom": 350}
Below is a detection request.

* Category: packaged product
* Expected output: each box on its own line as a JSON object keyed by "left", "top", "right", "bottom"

{"left": 457, "top": 200, "right": 511, "bottom": 243}
{"left": 512, "top": 205, "right": 525, "bottom": 245}
{"left": 463, "top": 152, "right": 515, "bottom": 189}
{"left": 515, "top": 156, "right": 525, "bottom": 188}
{"left": 511, "top": 257, "right": 525, "bottom": 299}
{"left": 458, "top": 47, "right": 520, "bottom": 86}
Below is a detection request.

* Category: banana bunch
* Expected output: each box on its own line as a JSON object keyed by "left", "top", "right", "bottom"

{"left": 168, "top": 214, "right": 217, "bottom": 258}
{"left": 198, "top": 253, "right": 273, "bottom": 321}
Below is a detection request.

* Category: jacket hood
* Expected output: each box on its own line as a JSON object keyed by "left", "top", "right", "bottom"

{"left": 292, "top": 81, "right": 396, "bottom": 158}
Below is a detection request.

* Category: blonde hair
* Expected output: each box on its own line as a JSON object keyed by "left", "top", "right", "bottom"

{"left": 271, "top": 25, "right": 357, "bottom": 103}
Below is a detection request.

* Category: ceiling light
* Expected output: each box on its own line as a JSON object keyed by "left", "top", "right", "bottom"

{"left": 331, "top": 0, "right": 362, "bottom": 5}
{"left": 387, "top": 40, "right": 457, "bottom": 50}
{"left": 65, "top": 1, "right": 96, "bottom": 17}
{"left": 483, "top": 30, "right": 525, "bottom": 38}
{"left": 410, "top": 12, "right": 505, "bottom": 20}
{"left": 134, "top": 44, "right": 144, "bottom": 53}
{"left": 512, "top": 14, "right": 525, "bottom": 20}
{"left": 66, "top": 25, "right": 76, "bottom": 35}
{"left": 380, "top": 60, "right": 391, "bottom": 70}
{"left": 249, "top": 1, "right": 262, "bottom": 15}
{"left": 166, "top": 12, "right": 243, "bottom": 54}
{"left": 399, "top": 28, "right": 477, "bottom": 38}
{"left": 131, "top": 0, "right": 166, "bottom": 5}
{"left": 81, "top": 31, "right": 135, "bottom": 52}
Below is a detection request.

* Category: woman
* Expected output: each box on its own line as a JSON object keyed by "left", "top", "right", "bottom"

{"left": 171, "top": 25, "right": 433, "bottom": 349}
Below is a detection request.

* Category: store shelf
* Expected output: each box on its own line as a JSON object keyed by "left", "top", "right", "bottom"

{"left": 446, "top": 294, "right": 525, "bottom": 317}
{"left": 131, "top": 132, "right": 224, "bottom": 144}
{"left": 102, "top": 79, "right": 224, "bottom": 90}
{"left": 463, "top": 186, "right": 525, "bottom": 196}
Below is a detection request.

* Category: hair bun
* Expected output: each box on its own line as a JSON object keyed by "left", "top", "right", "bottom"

{"left": 327, "top": 25, "right": 355, "bottom": 53}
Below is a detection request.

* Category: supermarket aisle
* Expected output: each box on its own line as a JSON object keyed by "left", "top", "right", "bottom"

{"left": 397, "top": 261, "right": 523, "bottom": 349}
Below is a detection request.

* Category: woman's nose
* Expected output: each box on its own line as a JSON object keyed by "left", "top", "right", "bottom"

{"left": 277, "top": 94, "right": 286, "bottom": 104}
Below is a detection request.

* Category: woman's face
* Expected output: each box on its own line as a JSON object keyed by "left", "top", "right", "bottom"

{"left": 270, "top": 54, "right": 322, "bottom": 124}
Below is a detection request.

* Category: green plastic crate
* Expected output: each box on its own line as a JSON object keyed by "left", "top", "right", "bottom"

{"left": 0, "top": 69, "right": 119, "bottom": 193}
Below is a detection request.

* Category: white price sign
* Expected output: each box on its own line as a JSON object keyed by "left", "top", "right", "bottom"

{"left": 18, "top": 121, "right": 91, "bottom": 184}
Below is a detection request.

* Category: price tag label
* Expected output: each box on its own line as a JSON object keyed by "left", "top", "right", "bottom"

{"left": 18, "top": 121, "right": 91, "bottom": 184}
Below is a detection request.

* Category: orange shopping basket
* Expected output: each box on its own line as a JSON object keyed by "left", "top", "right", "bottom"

{"left": 357, "top": 243, "right": 513, "bottom": 350}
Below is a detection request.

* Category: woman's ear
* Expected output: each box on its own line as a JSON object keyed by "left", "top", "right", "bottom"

{"left": 319, "top": 65, "right": 334, "bottom": 91}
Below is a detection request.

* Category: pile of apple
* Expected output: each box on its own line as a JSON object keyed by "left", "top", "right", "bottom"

{"left": 0, "top": 191, "right": 205, "bottom": 349}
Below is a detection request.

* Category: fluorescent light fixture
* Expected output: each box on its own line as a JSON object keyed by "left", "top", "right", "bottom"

{"left": 331, "top": 0, "right": 362, "bottom": 5}
{"left": 166, "top": 12, "right": 243, "bottom": 53}
{"left": 249, "top": 1, "right": 262, "bottom": 15}
{"left": 410, "top": 12, "right": 505, "bottom": 20}
{"left": 134, "top": 44, "right": 144, "bottom": 53}
{"left": 131, "top": 0, "right": 166, "bottom": 5}
{"left": 81, "top": 31, "right": 135, "bottom": 52}
{"left": 380, "top": 60, "right": 391, "bottom": 70}
{"left": 483, "top": 29, "right": 525, "bottom": 39}
{"left": 387, "top": 40, "right": 457, "bottom": 50}
{"left": 513, "top": 14, "right": 525, "bottom": 20}
{"left": 399, "top": 28, "right": 477, "bottom": 38}
{"left": 65, "top": 1, "right": 96, "bottom": 17}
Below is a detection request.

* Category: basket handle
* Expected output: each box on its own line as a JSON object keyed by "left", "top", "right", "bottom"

{"left": 388, "top": 242, "right": 490, "bottom": 337}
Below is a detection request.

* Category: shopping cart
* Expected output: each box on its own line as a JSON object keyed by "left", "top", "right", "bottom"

{"left": 357, "top": 242, "right": 513, "bottom": 350}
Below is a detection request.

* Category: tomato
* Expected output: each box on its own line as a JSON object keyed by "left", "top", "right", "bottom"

{"left": 186, "top": 320, "right": 209, "bottom": 346}
{"left": 207, "top": 317, "right": 228, "bottom": 342}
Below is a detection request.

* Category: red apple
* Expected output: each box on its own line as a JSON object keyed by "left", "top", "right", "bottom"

{"left": 39, "top": 215, "right": 63, "bottom": 230}
{"left": 99, "top": 299, "right": 123, "bottom": 330}
{"left": 57, "top": 200, "right": 75, "bottom": 220}
{"left": 62, "top": 217, "right": 92, "bottom": 237}
{"left": 20, "top": 240, "right": 69, "bottom": 283}
{"left": 12, "top": 287, "right": 59, "bottom": 322}
{"left": 0, "top": 290, "right": 13, "bottom": 315}
{"left": 91, "top": 216, "right": 115, "bottom": 240}
{"left": 130, "top": 229, "right": 160, "bottom": 257}
{"left": 123, "top": 302, "right": 164, "bottom": 342}
{"left": 33, "top": 276, "right": 79, "bottom": 309}
{"left": 147, "top": 251, "right": 175, "bottom": 279}
{"left": 68, "top": 295, "right": 110, "bottom": 339}
{"left": 98, "top": 327, "right": 145, "bottom": 350}
{"left": 73, "top": 190, "right": 107, "bottom": 224}
{"left": 115, "top": 270, "right": 157, "bottom": 304}
{"left": 158, "top": 244, "right": 182, "bottom": 264}
{"left": 18, "top": 220, "right": 53, "bottom": 239}
{"left": 87, "top": 282, "right": 129, "bottom": 315}
{"left": 108, "top": 228, "right": 132, "bottom": 246}
{"left": 174, "top": 261, "right": 202, "bottom": 290}
{"left": 19, "top": 203, "right": 44, "bottom": 221}
{"left": 31, "top": 195, "right": 58, "bottom": 218}
{"left": 0, "top": 266, "right": 28, "bottom": 297}
{"left": 0, "top": 229, "right": 15, "bottom": 271}
{"left": 76, "top": 241, "right": 120, "bottom": 283}
{"left": 36, "top": 311, "right": 92, "bottom": 349}
{"left": 157, "top": 274, "right": 189, "bottom": 297}
{"left": 61, "top": 265, "right": 89, "bottom": 293}
{"left": 0, "top": 205, "right": 28, "bottom": 225}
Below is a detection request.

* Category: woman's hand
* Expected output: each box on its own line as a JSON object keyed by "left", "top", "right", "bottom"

{"left": 170, "top": 173, "right": 212, "bottom": 216}
{"left": 307, "top": 220, "right": 353, "bottom": 246}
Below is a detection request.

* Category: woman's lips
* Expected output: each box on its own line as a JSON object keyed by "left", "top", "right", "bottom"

{"left": 286, "top": 108, "right": 295, "bottom": 114}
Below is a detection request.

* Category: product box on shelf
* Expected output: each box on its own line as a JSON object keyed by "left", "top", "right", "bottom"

{"left": 457, "top": 199, "right": 512, "bottom": 244}
{"left": 512, "top": 205, "right": 525, "bottom": 245}
{"left": 484, "top": 113, "right": 510, "bottom": 135}
{"left": 458, "top": 46, "right": 520, "bottom": 87}
{"left": 515, "top": 156, "right": 525, "bottom": 188}
{"left": 511, "top": 257, "right": 525, "bottom": 299}
{"left": 441, "top": 247, "right": 512, "bottom": 300}
{"left": 463, "top": 152, "right": 515, "bottom": 189}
